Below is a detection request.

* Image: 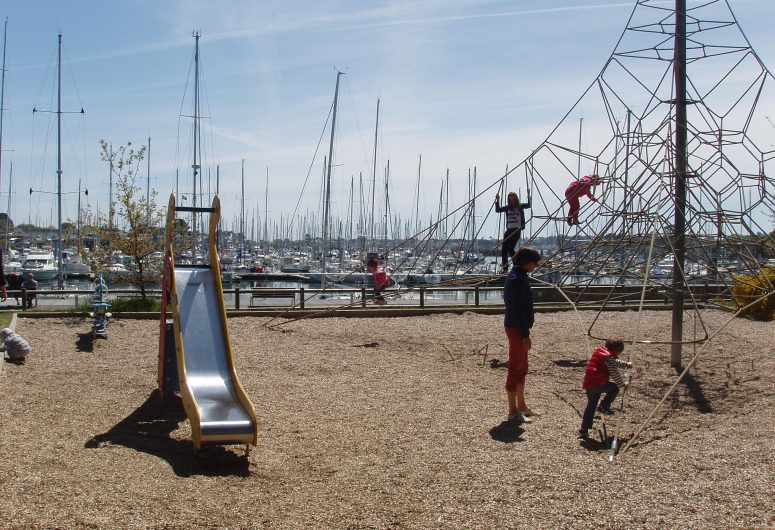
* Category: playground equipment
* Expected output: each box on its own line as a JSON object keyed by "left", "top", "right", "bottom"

{"left": 90, "top": 274, "right": 111, "bottom": 339}
{"left": 157, "top": 194, "right": 258, "bottom": 454}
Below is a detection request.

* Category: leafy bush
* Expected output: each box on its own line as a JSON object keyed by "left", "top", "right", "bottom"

{"left": 730, "top": 267, "right": 775, "bottom": 321}
{"left": 109, "top": 297, "right": 161, "bottom": 312}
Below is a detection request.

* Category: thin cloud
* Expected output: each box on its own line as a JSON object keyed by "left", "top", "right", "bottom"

{"left": 23, "top": 1, "right": 638, "bottom": 69}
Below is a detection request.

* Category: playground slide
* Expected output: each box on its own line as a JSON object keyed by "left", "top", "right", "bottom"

{"left": 173, "top": 265, "right": 257, "bottom": 447}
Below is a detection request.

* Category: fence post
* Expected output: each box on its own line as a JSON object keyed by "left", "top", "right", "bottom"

{"left": 235, "top": 288, "right": 240, "bottom": 310}
{"left": 361, "top": 287, "right": 366, "bottom": 308}
{"left": 420, "top": 287, "right": 425, "bottom": 308}
{"left": 22, "top": 290, "right": 27, "bottom": 311}
{"left": 300, "top": 287, "right": 305, "bottom": 309}
{"left": 475, "top": 286, "right": 480, "bottom": 307}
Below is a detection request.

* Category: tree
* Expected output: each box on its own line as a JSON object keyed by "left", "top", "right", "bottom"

{"left": 82, "top": 140, "right": 164, "bottom": 298}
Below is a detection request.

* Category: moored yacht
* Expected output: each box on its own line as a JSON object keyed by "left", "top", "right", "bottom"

{"left": 22, "top": 252, "right": 58, "bottom": 280}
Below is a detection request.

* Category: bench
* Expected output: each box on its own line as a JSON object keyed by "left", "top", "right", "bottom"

{"left": 249, "top": 289, "right": 297, "bottom": 307}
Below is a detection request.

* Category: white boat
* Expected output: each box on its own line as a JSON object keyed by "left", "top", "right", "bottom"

{"left": 22, "top": 252, "right": 58, "bottom": 280}
{"left": 102, "top": 263, "right": 132, "bottom": 283}
{"left": 280, "top": 255, "right": 311, "bottom": 273}
{"left": 62, "top": 250, "right": 93, "bottom": 277}
{"left": 4, "top": 260, "right": 22, "bottom": 273}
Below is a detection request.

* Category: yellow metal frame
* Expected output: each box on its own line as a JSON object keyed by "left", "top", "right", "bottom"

{"left": 164, "top": 193, "right": 259, "bottom": 449}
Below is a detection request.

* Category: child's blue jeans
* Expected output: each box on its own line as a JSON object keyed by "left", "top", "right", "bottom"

{"left": 580, "top": 382, "right": 619, "bottom": 431}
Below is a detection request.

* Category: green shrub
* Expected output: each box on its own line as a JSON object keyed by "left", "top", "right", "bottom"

{"left": 731, "top": 267, "right": 775, "bottom": 321}
{"left": 109, "top": 297, "right": 162, "bottom": 312}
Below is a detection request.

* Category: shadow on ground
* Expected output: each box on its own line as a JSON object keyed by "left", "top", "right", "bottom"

{"left": 553, "top": 359, "right": 587, "bottom": 368}
{"left": 489, "top": 418, "right": 525, "bottom": 443}
{"left": 85, "top": 391, "right": 251, "bottom": 477}
{"left": 579, "top": 428, "right": 630, "bottom": 453}
{"left": 75, "top": 332, "right": 94, "bottom": 353}
{"left": 677, "top": 367, "right": 714, "bottom": 413}
{"left": 488, "top": 358, "right": 508, "bottom": 369}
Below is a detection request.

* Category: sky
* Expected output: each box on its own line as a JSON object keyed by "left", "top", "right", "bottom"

{"left": 0, "top": 0, "right": 773, "bottom": 239}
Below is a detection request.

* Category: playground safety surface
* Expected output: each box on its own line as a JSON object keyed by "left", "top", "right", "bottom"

{"left": 0, "top": 310, "right": 773, "bottom": 528}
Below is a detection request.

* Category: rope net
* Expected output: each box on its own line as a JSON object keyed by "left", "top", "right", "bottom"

{"left": 275, "top": 0, "right": 773, "bottom": 331}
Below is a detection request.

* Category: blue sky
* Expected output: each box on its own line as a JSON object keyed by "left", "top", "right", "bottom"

{"left": 1, "top": 0, "right": 773, "bottom": 237}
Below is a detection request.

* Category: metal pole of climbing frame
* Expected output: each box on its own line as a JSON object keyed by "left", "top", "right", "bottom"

{"left": 671, "top": 0, "right": 688, "bottom": 368}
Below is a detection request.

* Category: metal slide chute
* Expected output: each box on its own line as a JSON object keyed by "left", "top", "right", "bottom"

{"left": 158, "top": 193, "right": 258, "bottom": 452}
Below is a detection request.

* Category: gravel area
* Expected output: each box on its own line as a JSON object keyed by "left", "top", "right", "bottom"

{"left": 1, "top": 310, "right": 773, "bottom": 528}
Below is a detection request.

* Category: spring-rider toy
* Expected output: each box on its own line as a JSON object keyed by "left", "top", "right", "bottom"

{"left": 91, "top": 274, "right": 111, "bottom": 339}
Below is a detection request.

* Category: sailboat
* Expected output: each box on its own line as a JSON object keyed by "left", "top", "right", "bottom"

{"left": 319, "top": 71, "right": 344, "bottom": 289}
{"left": 30, "top": 33, "right": 85, "bottom": 288}
{"left": 0, "top": 19, "right": 13, "bottom": 274}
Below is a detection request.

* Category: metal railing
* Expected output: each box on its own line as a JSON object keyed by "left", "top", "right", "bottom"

{"left": 1, "top": 283, "right": 730, "bottom": 313}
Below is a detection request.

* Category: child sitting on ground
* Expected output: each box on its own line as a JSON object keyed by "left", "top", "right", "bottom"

{"left": 365, "top": 257, "right": 390, "bottom": 305}
{"left": 1, "top": 327, "right": 32, "bottom": 365}
{"left": 578, "top": 337, "right": 632, "bottom": 439}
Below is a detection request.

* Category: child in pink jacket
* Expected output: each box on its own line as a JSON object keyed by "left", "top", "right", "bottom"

{"left": 366, "top": 257, "right": 390, "bottom": 305}
{"left": 565, "top": 174, "right": 601, "bottom": 225}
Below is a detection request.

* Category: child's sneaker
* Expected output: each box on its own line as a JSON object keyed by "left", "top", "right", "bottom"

{"left": 519, "top": 408, "right": 541, "bottom": 418}
{"left": 597, "top": 405, "right": 614, "bottom": 415}
{"left": 507, "top": 411, "right": 532, "bottom": 423}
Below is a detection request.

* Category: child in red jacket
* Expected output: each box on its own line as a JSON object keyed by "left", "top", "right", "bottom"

{"left": 578, "top": 337, "right": 632, "bottom": 438}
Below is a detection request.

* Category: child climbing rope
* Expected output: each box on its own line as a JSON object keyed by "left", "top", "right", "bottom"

{"left": 495, "top": 191, "right": 531, "bottom": 273}
{"left": 565, "top": 174, "right": 601, "bottom": 225}
{"left": 578, "top": 337, "right": 632, "bottom": 439}
{"left": 365, "top": 257, "right": 390, "bottom": 305}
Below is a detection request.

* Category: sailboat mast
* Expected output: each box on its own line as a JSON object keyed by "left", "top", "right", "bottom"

{"left": 146, "top": 136, "right": 151, "bottom": 222}
{"left": 472, "top": 166, "right": 477, "bottom": 251}
{"left": 384, "top": 160, "right": 390, "bottom": 247}
{"left": 56, "top": 33, "right": 64, "bottom": 289}
{"left": 0, "top": 18, "right": 7, "bottom": 212}
{"left": 577, "top": 117, "right": 583, "bottom": 178}
{"left": 5, "top": 162, "right": 11, "bottom": 249}
{"left": 77, "top": 177, "right": 82, "bottom": 253}
{"left": 445, "top": 169, "right": 449, "bottom": 240}
{"left": 415, "top": 154, "right": 421, "bottom": 234}
{"left": 215, "top": 164, "right": 220, "bottom": 251}
{"left": 241, "top": 159, "right": 245, "bottom": 265}
{"left": 108, "top": 145, "right": 114, "bottom": 228}
{"left": 348, "top": 176, "right": 354, "bottom": 244}
{"left": 192, "top": 31, "right": 201, "bottom": 263}
{"left": 369, "top": 98, "right": 380, "bottom": 248}
{"left": 264, "top": 166, "right": 269, "bottom": 244}
{"left": 322, "top": 71, "right": 343, "bottom": 284}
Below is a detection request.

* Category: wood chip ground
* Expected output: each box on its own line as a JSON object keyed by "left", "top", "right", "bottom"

{"left": 0, "top": 310, "right": 773, "bottom": 528}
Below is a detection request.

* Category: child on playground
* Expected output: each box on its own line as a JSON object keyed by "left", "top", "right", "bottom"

{"left": 565, "top": 174, "right": 601, "bottom": 225}
{"left": 1, "top": 328, "right": 32, "bottom": 365}
{"left": 578, "top": 337, "right": 632, "bottom": 439}
{"left": 495, "top": 191, "right": 531, "bottom": 273}
{"left": 503, "top": 247, "right": 541, "bottom": 423}
{"left": 366, "top": 257, "right": 390, "bottom": 305}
